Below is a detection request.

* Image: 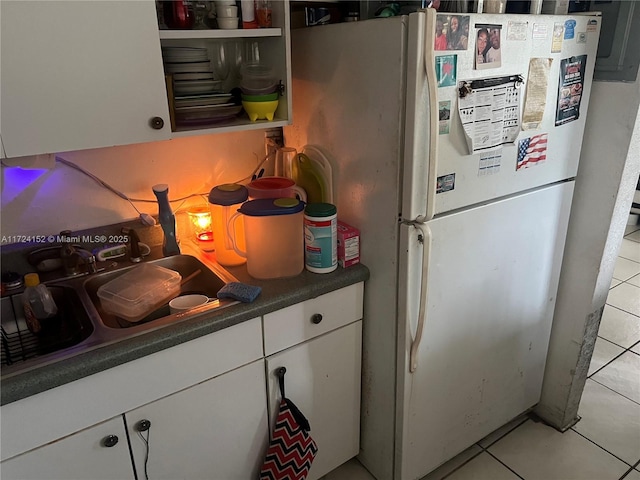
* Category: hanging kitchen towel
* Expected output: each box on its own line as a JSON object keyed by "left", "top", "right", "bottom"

{"left": 260, "top": 367, "right": 318, "bottom": 480}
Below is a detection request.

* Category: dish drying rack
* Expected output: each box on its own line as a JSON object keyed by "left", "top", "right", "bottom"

{"left": 1, "top": 300, "right": 86, "bottom": 368}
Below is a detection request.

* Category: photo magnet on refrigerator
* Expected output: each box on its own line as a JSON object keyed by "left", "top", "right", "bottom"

{"left": 475, "top": 24, "right": 502, "bottom": 70}
{"left": 436, "top": 55, "right": 457, "bottom": 87}
{"left": 435, "top": 14, "right": 470, "bottom": 51}
{"left": 439, "top": 100, "right": 451, "bottom": 135}
{"left": 436, "top": 173, "right": 455, "bottom": 193}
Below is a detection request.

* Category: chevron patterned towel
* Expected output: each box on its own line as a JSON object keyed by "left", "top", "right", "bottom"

{"left": 260, "top": 399, "right": 318, "bottom": 480}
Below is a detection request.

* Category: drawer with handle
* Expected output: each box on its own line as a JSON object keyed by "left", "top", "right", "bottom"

{"left": 263, "top": 282, "right": 364, "bottom": 355}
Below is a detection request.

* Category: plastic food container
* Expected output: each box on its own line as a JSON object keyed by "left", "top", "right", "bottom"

{"left": 240, "top": 63, "right": 277, "bottom": 92}
{"left": 97, "top": 264, "right": 182, "bottom": 322}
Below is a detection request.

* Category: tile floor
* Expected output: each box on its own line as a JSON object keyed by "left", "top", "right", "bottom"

{"left": 325, "top": 223, "right": 640, "bottom": 480}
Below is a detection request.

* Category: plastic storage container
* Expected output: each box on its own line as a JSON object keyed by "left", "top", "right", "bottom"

{"left": 246, "top": 176, "right": 306, "bottom": 201}
{"left": 22, "top": 273, "right": 58, "bottom": 334}
{"left": 208, "top": 183, "right": 249, "bottom": 267}
{"left": 228, "top": 198, "right": 304, "bottom": 279}
{"left": 97, "top": 264, "right": 182, "bottom": 322}
{"left": 304, "top": 203, "right": 337, "bottom": 273}
{"left": 240, "top": 63, "right": 277, "bottom": 94}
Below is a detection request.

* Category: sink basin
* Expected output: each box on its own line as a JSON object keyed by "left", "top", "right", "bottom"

{"left": 1, "top": 285, "right": 94, "bottom": 368}
{"left": 1, "top": 252, "right": 239, "bottom": 377}
{"left": 84, "top": 255, "right": 238, "bottom": 329}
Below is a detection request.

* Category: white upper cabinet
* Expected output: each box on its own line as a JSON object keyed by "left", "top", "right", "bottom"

{"left": 157, "top": 1, "right": 292, "bottom": 137}
{"left": 0, "top": 1, "right": 171, "bottom": 158}
{"left": 0, "top": 0, "right": 292, "bottom": 158}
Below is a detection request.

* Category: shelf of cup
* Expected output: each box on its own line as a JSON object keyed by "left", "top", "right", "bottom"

{"left": 159, "top": 28, "right": 282, "bottom": 40}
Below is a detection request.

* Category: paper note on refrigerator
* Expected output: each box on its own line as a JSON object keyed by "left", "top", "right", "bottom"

{"left": 522, "top": 58, "right": 552, "bottom": 130}
{"left": 458, "top": 76, "right": 522, "bottom": 154}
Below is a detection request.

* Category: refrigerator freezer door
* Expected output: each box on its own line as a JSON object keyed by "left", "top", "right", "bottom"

{"left": 396, "top": 181, "right": 574, "bottom": 480}
{"left": 286, "top": 18, "right": 411, "bottom": 480}
{"left": 423, "top": 12, "right": 600, "bottom": 216}
{"left": 403, "top": 11, "right": 436, "bottom": 223}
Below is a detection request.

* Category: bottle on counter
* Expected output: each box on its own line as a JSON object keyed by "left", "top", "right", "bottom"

{"left": 22, "top": 273, "right": 58, "bottom": 334}
{"left": 153, "top": 184, "right": 181, "bottom": 257}
{"left": 304, "top": 203, "right": 338, "bottom": 274}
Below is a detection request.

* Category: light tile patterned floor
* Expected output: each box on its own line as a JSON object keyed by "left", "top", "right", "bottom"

{"left": 325, "top": 223, "right": 640, "bottom": 480}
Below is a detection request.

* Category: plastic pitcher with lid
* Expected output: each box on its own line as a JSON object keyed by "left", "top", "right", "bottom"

{"left": 227, "top": 198, "right": 304, "bottom": 279}
{"left": 208, "top": 183, "right": 249, "bottom": 266}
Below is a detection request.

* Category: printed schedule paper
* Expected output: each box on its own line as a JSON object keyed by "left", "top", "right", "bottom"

{"left": 458, "top": 77, "right": 522, "bottom": 154}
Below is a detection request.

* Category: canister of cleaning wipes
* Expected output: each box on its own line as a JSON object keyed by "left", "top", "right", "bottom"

{"left": 304, "top": 203, "right": 337, "bottom": 273}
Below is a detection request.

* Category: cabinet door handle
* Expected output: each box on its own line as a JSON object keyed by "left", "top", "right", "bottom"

{"left": 102, "top": 435, "right": 119, "bottom": 448}
{"left": 311, "top": 313, "right": 323, "bottom": 324}
{"left": 136, "top": 419, "right": 151, "bottom": 432}
{"left": 149, "top": 117, "right": 165, "bottom": 130}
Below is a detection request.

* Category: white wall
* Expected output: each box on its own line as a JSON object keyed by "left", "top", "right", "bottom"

{"left": 536, "top": 75, "right": 640, "bottom": 429}
{"left": 0, "top": 131, "right": 268, "bottom": 237}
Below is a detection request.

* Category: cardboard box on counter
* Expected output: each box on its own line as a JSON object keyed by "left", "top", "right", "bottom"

{"left": 337, "top": 221, "right": 360, "bottom": 268}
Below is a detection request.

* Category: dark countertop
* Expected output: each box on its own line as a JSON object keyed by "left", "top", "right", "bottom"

{"left": 1, "top": 263, "right": 369, "bottom": 405}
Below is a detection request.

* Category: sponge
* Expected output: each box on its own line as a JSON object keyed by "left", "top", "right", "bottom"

{"left": 217, "top": 282, "right": 262, "bottom": 303}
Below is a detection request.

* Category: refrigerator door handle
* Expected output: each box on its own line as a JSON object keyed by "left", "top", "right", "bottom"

{"left": 409, "top": 222, "right": 432, "bottom": 373}
{"left": 423, "top": 9, "right": 439, "bottom": 222}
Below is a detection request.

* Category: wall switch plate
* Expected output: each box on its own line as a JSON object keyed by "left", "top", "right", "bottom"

{"left": 264, "top": 128, "right": 284, "bottom": 176}
{"left": 265, "top": 127, "right": 284, "bottom": 154}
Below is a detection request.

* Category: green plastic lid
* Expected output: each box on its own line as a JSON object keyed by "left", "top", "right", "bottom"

{"left": 208, "top": 184, "right": 249, "bottom": 206}
{"left": 305, "top": 202, "right": 337, "bottom": 217}
{"left": 239, "top": 198, "right": 304, "bottom": 216}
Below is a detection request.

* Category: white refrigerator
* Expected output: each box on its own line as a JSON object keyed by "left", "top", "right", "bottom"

{"left": 285, "top": 9, "right": 600, "bottom": 480}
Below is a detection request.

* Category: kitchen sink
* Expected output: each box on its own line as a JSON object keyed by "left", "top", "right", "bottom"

{"left": 83, "top": 254, "right": 238, "bottom": 329}
{"left": 1, "top": 252, "right": 239, "bottom": 376}
{"left": 1, "top": 285, "right": 94, "bottom": 367}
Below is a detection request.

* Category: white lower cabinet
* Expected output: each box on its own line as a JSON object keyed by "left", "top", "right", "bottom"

{"left": 125, "top": 359, "right": 269, "bottom": 480}
{"left": 266, "top": 321, "right": 363, "bottom": 480}
{"left": 0, "top": 283, "right": 365, "bottom": 480}
{"left": 0, "top": 415, "right": 134, "bottom": 480}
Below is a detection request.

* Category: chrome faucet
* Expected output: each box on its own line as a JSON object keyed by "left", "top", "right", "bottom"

{"left": 60, "top": 244, "right": 98, "bottom": 276}
{"left": 121, "top": 227, "right": 143, "bottom": 263}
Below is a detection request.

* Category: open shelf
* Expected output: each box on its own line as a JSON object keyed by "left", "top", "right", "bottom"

{"left": 159, "top": 28, "right": 282, "bottom": 40}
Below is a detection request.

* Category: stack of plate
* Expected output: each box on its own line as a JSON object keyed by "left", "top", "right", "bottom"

{"left": 163, "top": 47, "right": 242, "bottom": 126}
{"left": 174, "top": 93, "right": 242, "bottom": 126}
{"left": 162, "top": 47, "right": 221, "bottom": 95}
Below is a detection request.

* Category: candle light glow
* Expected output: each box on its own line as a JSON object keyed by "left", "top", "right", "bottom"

{"left": 187, "top": 206, "right": 214, "bottom": 251}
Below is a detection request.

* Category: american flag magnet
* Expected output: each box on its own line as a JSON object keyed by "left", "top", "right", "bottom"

{"left": 516, "top": 133, "right": 548, "bottom": 170}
